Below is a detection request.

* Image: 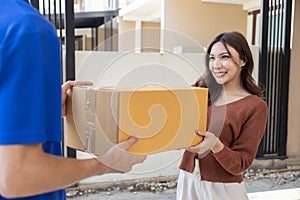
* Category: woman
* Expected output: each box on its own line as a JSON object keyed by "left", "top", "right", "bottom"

{"left": 177, "top": 31, "right": 268, "bottom": 200}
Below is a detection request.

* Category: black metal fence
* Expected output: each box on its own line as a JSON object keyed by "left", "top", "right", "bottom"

{"left": 257, "top": 0, "right": 292, "bottom": 159}
{"left": 30, "top": 0, "right": 75, "bottom": 81}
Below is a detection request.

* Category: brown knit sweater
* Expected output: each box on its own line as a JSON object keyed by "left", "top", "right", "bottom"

{"left": 179, "top": 95, "right": 268, "bottom": 183}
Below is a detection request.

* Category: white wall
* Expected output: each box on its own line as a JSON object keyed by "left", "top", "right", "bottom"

{"left": 74, "top": 51, "right": 206, "bottom": 87}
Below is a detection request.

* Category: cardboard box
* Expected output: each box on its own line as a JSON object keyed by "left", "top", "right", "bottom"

{"left": 66, "top": 85, "right": 208, "bottom": 155}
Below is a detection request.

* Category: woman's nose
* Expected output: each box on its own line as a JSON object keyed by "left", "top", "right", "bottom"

{"left": 213, "top": 59, "right": 221, "bottom": 69}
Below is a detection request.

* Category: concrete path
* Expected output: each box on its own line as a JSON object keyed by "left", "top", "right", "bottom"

{"left": 68, "top": 177, "right": 300, "bottom": 200}
{"left": 68, "top": 188, "right": 300, "bottom": 200}
{"left": 248, "top": 188, "right": 300, "bottom": 200}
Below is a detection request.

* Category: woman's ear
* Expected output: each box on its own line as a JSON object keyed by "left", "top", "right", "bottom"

{"left": 240, "top": 59, "right": 246, "bottom": 68}
{"left": 241, "top": 60, "right": 246, "bottom": 67}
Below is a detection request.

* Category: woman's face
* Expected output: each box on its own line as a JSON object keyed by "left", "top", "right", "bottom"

{"left": 208, "top": 41, "right": 245, "bottom": 86}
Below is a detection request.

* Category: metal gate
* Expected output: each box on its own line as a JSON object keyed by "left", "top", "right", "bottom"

{"left": 257, "top": 0, "right": 293, "bottom": 159}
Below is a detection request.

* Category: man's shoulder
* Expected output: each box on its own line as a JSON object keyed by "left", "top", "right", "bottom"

{"left": 0, "top": 0, "right": 54, "bottom": 38}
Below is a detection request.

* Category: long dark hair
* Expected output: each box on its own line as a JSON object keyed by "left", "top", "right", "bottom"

{"left": 194, "top": 31, "right": 264, "bottom": 104}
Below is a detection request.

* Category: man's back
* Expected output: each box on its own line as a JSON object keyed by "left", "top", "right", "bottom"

{"left": 0, "top": 1, "right": 64, "bottom": 199}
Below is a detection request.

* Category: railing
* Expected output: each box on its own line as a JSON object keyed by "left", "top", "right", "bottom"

{"left": 257, "top": 0, "right": 292, "bottom": 159}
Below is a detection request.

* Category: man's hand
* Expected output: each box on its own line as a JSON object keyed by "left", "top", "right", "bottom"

{"left": 97, "top": 137, "right": 147, "bottom": 173}
{"left": 61, "top": 80, "right": 93, "bottom": 117}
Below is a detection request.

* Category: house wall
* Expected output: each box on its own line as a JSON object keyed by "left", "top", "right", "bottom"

{"left": 82, "top": 28, "right": 119, "bottom": 51}
{"left": 118, "top": 18, "right": 160, "bottom": 52}
{"left": 118, "top": 17, "right": 136, "bottom": 51}
{"left": 287, "top": 0, "right": 300, "bottom": 157}
{"left": 118, "top": 0, "right": 247, "bottom": 51}
{"left": 164, "top": 0, "right": 247, "bottom": 48}
{"left": 141, "top": 21, "right": 160, "bottom": 52}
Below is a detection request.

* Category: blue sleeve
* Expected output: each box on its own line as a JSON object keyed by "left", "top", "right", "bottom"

{"left": 0, "top": 12, "right": 62, "bottom": 144}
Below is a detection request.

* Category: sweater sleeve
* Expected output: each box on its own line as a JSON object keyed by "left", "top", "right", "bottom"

{"left": 211, "top": 100, "right": 268, "bottom": 175}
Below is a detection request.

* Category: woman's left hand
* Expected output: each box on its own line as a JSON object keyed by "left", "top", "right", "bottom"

{"left": 186, "top": 130, "right": 223, "bottom": 155}
{"left": 61, "top": 80, "right": 93, "bottom": 117}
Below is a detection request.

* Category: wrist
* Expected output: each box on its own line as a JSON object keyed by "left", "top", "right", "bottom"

{"left": 211, "top": 139, "right": 224, "bottom": 154}
{"left": 93, "top": 157, "right": 113, "bottom": 175}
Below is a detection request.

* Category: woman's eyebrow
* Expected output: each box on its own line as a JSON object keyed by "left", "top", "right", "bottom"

{"left": 209, "top": 51, "right": 229, "bottom": 56}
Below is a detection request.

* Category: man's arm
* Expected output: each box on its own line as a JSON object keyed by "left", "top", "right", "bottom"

{"left": 0, "top": 137, "right": 145, "bottom": 198}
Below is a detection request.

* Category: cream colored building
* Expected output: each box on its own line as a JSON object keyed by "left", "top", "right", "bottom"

{"left": 60, "top": 0, "right": 300, "bottom": 184}
{"left": 80, "top": 0, "right": 300, "bottom": 161}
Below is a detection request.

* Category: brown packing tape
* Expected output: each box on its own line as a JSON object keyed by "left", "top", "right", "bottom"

{"left": 84, "top": 88, "right": 96, "bottom": 153}
{"left": 66, "top": 87, "right": 119, "bottom": 155}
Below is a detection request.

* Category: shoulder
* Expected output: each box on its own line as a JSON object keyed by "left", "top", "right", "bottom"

{"left": 0, "top": 1, "right": 56, "bottom": 47}
{"left": 246, "top": 95, "right": 268, "bottom": 111}
{"left": 241, "top": 95, "right": 268, "bottom": 121}
{"left": 227, "top": 95, "right": 268, "bottom": 118}
{"left": 234, "top": 95, "right": 267, "bottom": 109}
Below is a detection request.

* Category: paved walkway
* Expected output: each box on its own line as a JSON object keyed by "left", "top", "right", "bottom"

{"left": 68, "top": 188, "right": 300, "bottom": 200}
{"left": 248, "top": 188, "right": 300, "bottom": 200}
{"left": 68, "top": 178, "right": 300, "bottom": 200}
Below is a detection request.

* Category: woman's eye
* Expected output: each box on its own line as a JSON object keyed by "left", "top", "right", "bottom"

{"left": 221, "top": 55, "right": 230, "bottom": 60}
{"left": 209, "top": 57, "right": 215, "bottom": 61}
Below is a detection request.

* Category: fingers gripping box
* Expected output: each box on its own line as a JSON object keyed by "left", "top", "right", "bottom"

{"left": 66, "top": 86, "right": 208, "bottom": 155}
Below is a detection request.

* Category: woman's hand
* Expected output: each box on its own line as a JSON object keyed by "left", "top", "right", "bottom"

{"left": 186, "top": 130, "right": 224, "bottom": 155}
{"left": 61, "top": 80, "right": 93, "bottom": 117}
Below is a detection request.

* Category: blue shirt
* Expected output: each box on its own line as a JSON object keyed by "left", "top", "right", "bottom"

{"left": 0, "top": 0, "right": 65, "bottom": 199}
